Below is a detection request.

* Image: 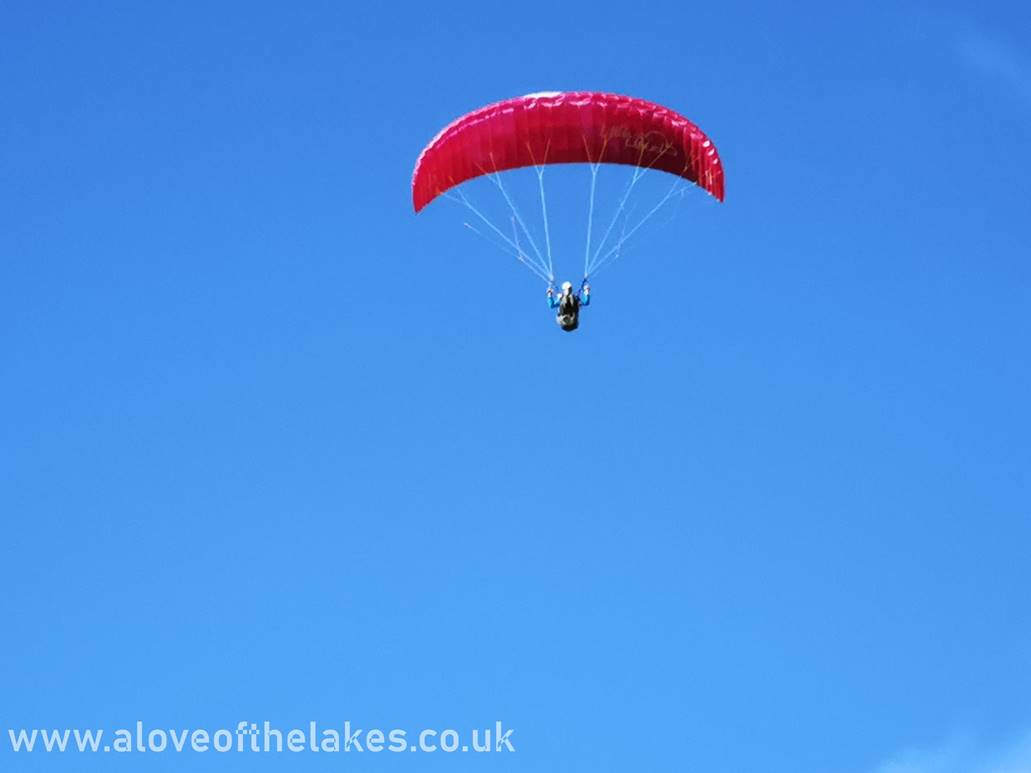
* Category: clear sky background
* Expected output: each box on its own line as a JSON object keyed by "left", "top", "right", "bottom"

{"left": 2, "top": 1, "right": 1029, "bottom": 771}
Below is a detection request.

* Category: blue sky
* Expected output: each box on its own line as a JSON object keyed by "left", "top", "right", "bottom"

{"left": 2, "top": 1, "right": 1029, "bottom": 771}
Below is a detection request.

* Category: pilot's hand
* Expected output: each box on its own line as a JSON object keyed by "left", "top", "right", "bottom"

{"left": 546, "top": 287, "right": 554, "bottom": 295}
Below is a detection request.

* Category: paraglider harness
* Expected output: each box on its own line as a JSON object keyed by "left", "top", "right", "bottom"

{"left": 557, "top": 292, "right": 580, "bottom": 332}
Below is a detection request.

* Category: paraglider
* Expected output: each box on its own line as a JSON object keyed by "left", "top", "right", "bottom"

{"left": 547, "top": 280, "right": 591, "bottom": 332}
{"left": 411, "top": 91, "right": 723, "bottom": 331}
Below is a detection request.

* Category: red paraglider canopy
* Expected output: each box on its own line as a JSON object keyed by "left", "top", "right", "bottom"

{"left": 412, "top": 91, "right": 724, "bottom": 212}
